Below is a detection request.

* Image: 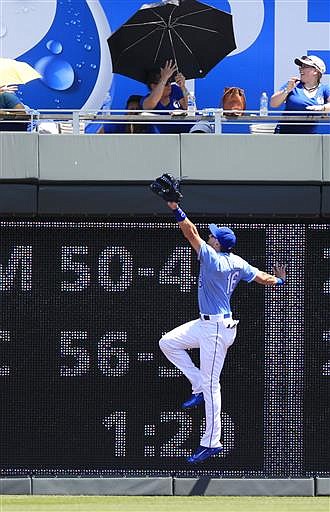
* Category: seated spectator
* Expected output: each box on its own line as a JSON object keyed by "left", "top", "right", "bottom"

{"left": 99, "top": 94, "right": 158, "bottom": 134}
{"left": 0, "top": 85, "right": 25, "bottom": 110}
{"left": 0, "top": 85, "right": 27, "bottom": 131}
{"left": 222, "top": 87, "right": 246, "bottom": 117}
{"left": 190, "top": 120, "right": 213, "bottom": 133}
{"left": 270, "top": 55, "right": 329, "bottom": 134}
{"left": 142, "top": 60, "right": 190, "bottom": 133}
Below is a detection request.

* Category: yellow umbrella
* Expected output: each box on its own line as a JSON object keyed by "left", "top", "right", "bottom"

{"left": 0, "top": 58, "right": 41, "bottom": 86}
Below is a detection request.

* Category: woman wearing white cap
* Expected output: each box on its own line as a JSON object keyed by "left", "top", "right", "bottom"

{"left": 270, "top": 55, "right": 329, "bottom": 134}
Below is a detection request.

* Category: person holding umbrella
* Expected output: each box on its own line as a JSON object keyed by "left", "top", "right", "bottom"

{"left": 141, "top": 59, "right": 190, "bottom": 133}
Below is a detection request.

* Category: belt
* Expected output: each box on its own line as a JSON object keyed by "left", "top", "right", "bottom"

{"left": 200, "top": 313, "right": 232, "bottom": 321}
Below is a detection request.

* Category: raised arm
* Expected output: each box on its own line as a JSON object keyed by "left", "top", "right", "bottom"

{"left": 270, "top": 77, "right": 299, "bottom": 107}
{"left": 254, "top": 264, "right": 286, "bottom": 286}
{"left": 142, "top": 60, "right": 177, "bottom": 110}
{"left": 167, "top": 201, "right": 203, "bottom": 253}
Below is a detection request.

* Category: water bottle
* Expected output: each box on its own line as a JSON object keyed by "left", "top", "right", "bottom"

{"left": 187, "top": 92, "right": 196, "bottom": 116}
{"left": 259, "top": 92, "right": 268, "bottom": 116}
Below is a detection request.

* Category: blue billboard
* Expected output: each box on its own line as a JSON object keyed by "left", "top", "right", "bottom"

{"left": 1, "top": 0, "right": 329, "bottom": 112}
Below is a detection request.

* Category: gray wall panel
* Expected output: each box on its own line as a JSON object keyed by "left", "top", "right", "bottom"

{"left": 39, "top": 134, "right": 180, "bottom": 181}
{"left": 0, "top": 133, "right": 38, "bottom": 179}
{"left": 32, "top": 477, "right": 172, "bottom": 495}
{"left": 0, "top": 478, "right": 31, "bottom": 494}
{"left": 174, "top": 478, "right": 314, "bottom": 496}
{"left": 181, "top": 134, "right": 322, "bottom": 181}
{"left": 315, "top": 478, "right": 330, "bottom": 496}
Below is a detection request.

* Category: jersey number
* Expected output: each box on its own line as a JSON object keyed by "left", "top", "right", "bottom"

{"left": 226, "top": 271, "right": 239, "bottom": 294}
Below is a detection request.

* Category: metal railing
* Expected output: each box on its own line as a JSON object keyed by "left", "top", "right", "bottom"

{"left": 0, "top": 108, "right": 329, "bottom": 134}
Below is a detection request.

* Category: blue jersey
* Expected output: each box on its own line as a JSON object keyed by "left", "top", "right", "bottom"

{"left": 197, "top": 241, "right": 258, "bottom": 315}
{"left": 277, "top": 82, "right": 330, "bottom": 134}
{"left": 141, "top": 84, "right": 190, "bottom": 134}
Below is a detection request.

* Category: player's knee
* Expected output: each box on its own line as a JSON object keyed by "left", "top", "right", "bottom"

{"left": 159, "top": 333, "right": 171, "bottom": 353}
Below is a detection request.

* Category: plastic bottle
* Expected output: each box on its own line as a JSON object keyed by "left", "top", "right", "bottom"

{"left": 259, "top": 92, "right": 268, "bottom": 116}
{"left": 187, "top": 92, "right": 197, "bottom": 116}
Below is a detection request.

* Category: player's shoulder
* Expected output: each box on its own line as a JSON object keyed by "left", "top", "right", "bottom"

{"left": 227, "top": 252, "right": 250, "bottom": 268}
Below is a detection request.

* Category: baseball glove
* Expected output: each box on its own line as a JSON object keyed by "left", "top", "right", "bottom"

{"left": 150, "top": 173, "right": 183, "bottom": 203}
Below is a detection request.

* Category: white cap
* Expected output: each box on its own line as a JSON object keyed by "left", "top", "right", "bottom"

{"left": 294, "top": 55, "right": 326, "bottom": 74}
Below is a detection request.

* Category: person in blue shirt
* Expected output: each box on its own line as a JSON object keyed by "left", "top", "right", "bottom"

{"left": 159, "top": 201, "right": 286, "bottom": 464}
{"left": 0, "top": 85, "right": 27, "bottom": 131}
{"left": 142, "top": 60, "right": 190, "bottom": 134}
{"left": 270, "top": 55, "right": 330, "bottom": 134}
{"left": 99, "top": 94, "right": 158, "bottom": 134}
{"left": 0, "top": 85, "right": 25, "bottom": 110}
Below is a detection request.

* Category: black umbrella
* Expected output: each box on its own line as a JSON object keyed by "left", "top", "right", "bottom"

{"left": 108, "top": 0, "right": 236, "bottom": 83}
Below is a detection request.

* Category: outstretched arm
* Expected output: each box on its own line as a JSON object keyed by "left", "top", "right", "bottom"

{"left": 254, "top": 264, "right": 286, "bottom": 286}
{"left": 167, "top": 201, "right": 203, "bottom": 253}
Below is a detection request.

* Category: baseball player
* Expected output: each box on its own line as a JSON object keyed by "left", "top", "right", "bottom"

{"left": 159, "top": 200, "right": 286, "bottom": 464}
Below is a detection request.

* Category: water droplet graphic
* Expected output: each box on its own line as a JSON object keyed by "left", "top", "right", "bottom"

{"left": 0, "top": 24, "right": 7, "bottom": 37}
{"left": 46, "top": 40, "right": 63, "bottom": 55}
{"left": 84, "top": 44, "right": 92, "bottom": 51}
{"left": 90, "top": 64, "right": 97, "bottom": 70}
{"left": 76, "top": 63, "right": 82, "bottom": 69}
{"left": 35, "top": 56, "right": 75, "bottom": 91}
{"left": 54, "top": 99, "right": 60, "bottom": 104}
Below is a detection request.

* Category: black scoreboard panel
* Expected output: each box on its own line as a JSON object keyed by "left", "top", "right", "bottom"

{"left": 304, "top": 226, "right": 330, "bottom": 473}
{"left": 0, "top": 219, "right": 328, "bottom": 477}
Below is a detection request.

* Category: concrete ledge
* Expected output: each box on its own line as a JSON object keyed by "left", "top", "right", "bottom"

{"left": 181, "top": 184, "right": 321, "bottom": 216}
{"left": 315, "top": 478, "right": 330, "bottom": 496}
{"left": 173, "top": 478, "right": 315, "bottom": 496}
{"left": 0, "top": 184, "right": 37, "bottom": 215}
{"left": 32, "top": 477, "right": 173, "bottom": 495}
{"left": 0, "top": 478, "right": 31, "bottom": 494}
{"left": 38, "top": 185, "right": 168, "bottom": 215}
{"left": 321, "top": 185, "right": 330, "bottom": 216}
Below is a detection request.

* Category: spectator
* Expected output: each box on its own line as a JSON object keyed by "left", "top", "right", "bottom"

{"left": 0, "top": 85, "right": 25, "bottom": 110}
{"left": 99, "top": 94, "right": 158, "bottom": 134}
{"left": 190, "top": 120, "right": 213, "bottom": 133}
{"left": 0, "top": 85, "right": 27, "bottom": 131}
{"left": 270, "top": 55, "right": 330, "bottom": 134}
{"left": 142, "top": 60, "right": 190, "bottom": 133}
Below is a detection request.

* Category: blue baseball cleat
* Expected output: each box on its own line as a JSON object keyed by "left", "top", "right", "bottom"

{"left": 187, "top": 445, "right": 223, "bottom": 464}
{"left": 182, "top": 392, "right": 204, "bottom": 409}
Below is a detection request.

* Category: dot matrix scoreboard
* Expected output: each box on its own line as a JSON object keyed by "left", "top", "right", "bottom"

{"left": 0, "top": 219, "right": 329, "bottom": 477}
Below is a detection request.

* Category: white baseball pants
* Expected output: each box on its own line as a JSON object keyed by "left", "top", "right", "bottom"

{"left": 159, "top": 316, "right": 238, "bottom": 448}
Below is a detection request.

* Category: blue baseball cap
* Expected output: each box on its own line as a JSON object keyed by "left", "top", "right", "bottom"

{"left": 209, "top": 224, "right": 236, "bottom": 250}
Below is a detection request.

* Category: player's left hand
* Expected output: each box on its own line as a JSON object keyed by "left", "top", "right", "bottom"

{"left": 273, "top": 263, "right": 286, "bottom": 280}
